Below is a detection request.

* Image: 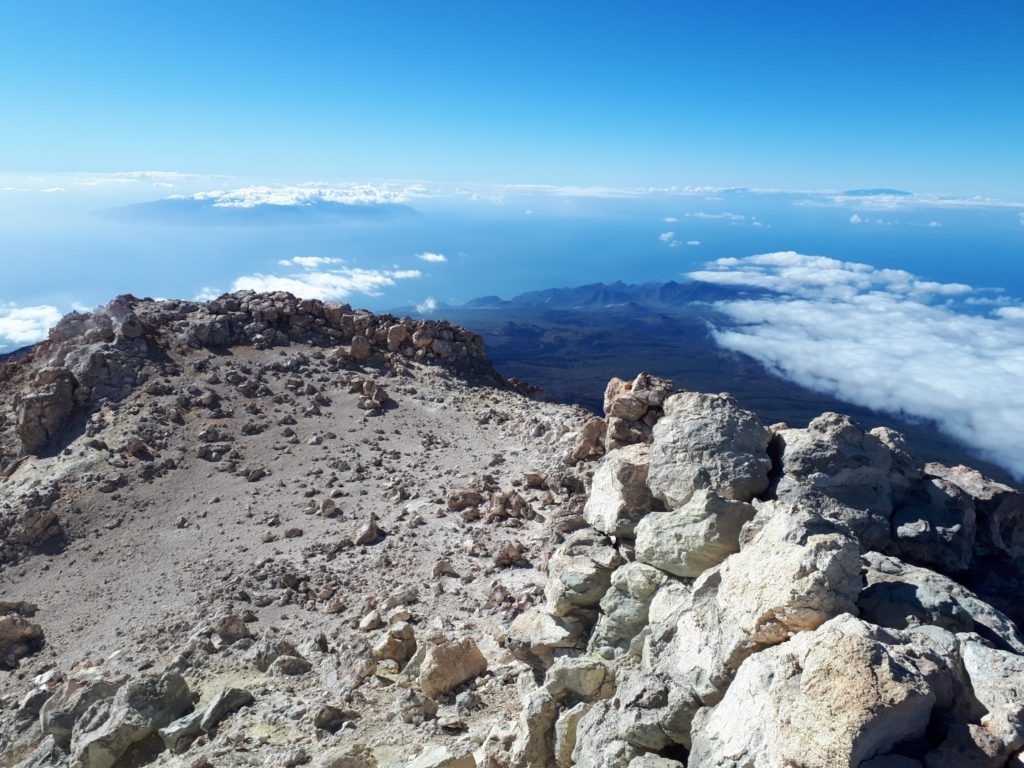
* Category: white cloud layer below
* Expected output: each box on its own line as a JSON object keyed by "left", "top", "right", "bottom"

{"left": 689, "top": 252, "right": 1024, "bottom": 479}
{"left": 175, "top": 184, "right": 425, "bottom": 208}
{"left": 0, "top": 304, "right": 62, "bottom": 349}
{"left": 231, "top": 261, "right": 421, "bottom": 301}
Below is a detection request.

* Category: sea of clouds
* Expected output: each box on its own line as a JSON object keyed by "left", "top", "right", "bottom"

{"left": 690, "top": 252, "right": 1024, "bottom": 479}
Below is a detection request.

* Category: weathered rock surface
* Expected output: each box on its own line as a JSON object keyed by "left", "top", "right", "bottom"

{"left": 584, "top": 444, "right": 659, "bottom": 538}
{"left": 647, "top": 392, "right": 772, "bottom": 508}
{"left": 634, "top": 489, "right": 756, "bottom": 578}
{"left": 860, "top": 552, "right": 1024, "bottom": 654}
{"left": 418, "top": 637, "right": 488, "bottom": 698}
{"left": 688, "top": 615, "right": 960, "bottom": 768}
{"left": 545, "top": 529, "right": 623, "bottom": 617}
{"left": 70, "top": 672, "right": 191, "bottom": 768}
{"left": 602, "top": 373, "right": 674, "bottom": 451}
{"left": 773, "top": 412, "right": 894, "bottom": 546}
{"left": 0, "top": 612, "right": 44, "bottom": 670}
{"left": 588, "top": 562, "right": 668, "bottom": 652}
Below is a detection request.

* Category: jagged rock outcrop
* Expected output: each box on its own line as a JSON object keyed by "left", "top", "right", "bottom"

{"left": 647, "top": 392, "right": 772, "bottom": 508}
{"left": 70, "top": 672, "right": 192, "bottom": 768}
{"left": 603, "top": 374, "right": 674, "bottom": 451}
{"left": 584, "top": 445, "right": 660, "bottom": 538}
{"left": 0, "top": 606, "right": 44, "bottom": 670}
{"left": 634, "top": 490, "right": 756, "bottom": 578}
{"left": 688, "top": 615, "right": 969, "bottom": 767}
{"left": 2, "top": 291, "right": 498, "bottom": 466}
{"left": 500, "top": 376, "right": 1024, "bottom": 768}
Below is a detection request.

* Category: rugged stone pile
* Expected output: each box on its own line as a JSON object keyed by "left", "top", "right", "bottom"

{"left": 502, "top": 391, "right": 1024, "bottom": 768}
{"left": 0, "top": 292, "right": 501, "bottom": 566}
{"left": 3, "top": 291, "right": 495, "bottom": 461}
{"left": 1, "top": 292, "right": 1023, "bottom": 768}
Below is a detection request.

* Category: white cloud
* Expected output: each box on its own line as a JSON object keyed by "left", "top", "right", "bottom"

{"left": 687, "top": 240, "right": 701, "bottom": 246}
{"left": 416, "top": 297, "right": 438, "bottom": 314}
{"left": 659, "top": 231, "right": 676, "bottom": 243}
{"left": 996, "top": 307, "right": 1024, "bottom": 321}
{"left": 231, "top": 264, "right": 421, "bottom": 301}
{"left": 850, "top": 213, "right": 863, "bottom": 224}
{"left": 686, "top": 212, "right": 746, "bottom": 221}
{"left": 194, "top": 287, "right": 223, "bottom": 302}
{"left": 928, "top": 220, "right": 942, "bottom": 228}
{"left": 663, "top": 216, "right": 679, "bottom": 223}
{"left": 41, "top": 187, "right": 66, "bottom": 194}
{"left": 176, "top": 183, "right": 424, "bottom": 209}
{"left": 416, "top": 252, "right": 447, "bottom": 263}
{"left": 690, "top": 251, "right": 972, "bottom": 301}
{"left": 688, "top": 252, "right": 1024, "bottom": 479}
{"left": 278, "top": 256, "right": 343, "bottom": 268}
{"left": 0, "top": 303, "right": 63, "bottom": 349}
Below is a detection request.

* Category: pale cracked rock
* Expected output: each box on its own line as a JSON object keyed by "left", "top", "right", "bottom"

{"left": 405, "top": 744, "right": 475, "bottom": 768}
{"left": 589, "top": 562, "right": 669, "bottom": 652}
{"left": 635, "top": 489, "right": 756, "bottom": 578}
{"left": 773, "top": 412, "right": 894, "bottom": 547}
{"left": 418, "top": 637, "right": 488, "bottom": 698}
{"left": 688, "top": 615, "right": 963, "bottom": 768}
{"left": 633, "top": 505, "right": 862, "bottom": 746}
{"left": 40, "top": 675, "right": 124, "bottom": 749}
{"left": 584, "top": 444, "right": 659, "bottom": 538}
{"left": 648, "top": 392, "right": 771, "bottom": 508}
{"left": 311, "top": 744, "right": 378, "bottom": 768}
{"left": 16, "top": 367, "right": 77, "bottom": 454}
{"left": 629, "top": 757, "right": 685, "bottom": 768}
{"left": 507, "top": 608, "right": 586, "bottom": 668}
{"left": 892, "top": 475, "right": 977, "bottom": 574}
{"left": 571, "top": 699, "right": 642, "bottom": 768}
{"left": 545, "top": 528, "right": 623, "bottom": 617}
{"left": 349, "top": 335, "right": 373, "bottom": 360}
{"left": 70, "top": 672, "right": 192, "bottom": 768}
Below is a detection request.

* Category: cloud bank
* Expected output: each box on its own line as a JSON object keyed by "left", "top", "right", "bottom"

{"left": 0, "top": 303, "right": 62, "bottom": 350}
{"left": 176, "top": 184, "right": 423, "bottom": 208}
{"left": 230, "top": 259, "right": 421, "bottom": 302}
{"left": 689, "top": 252, "right": 1024, "bottom": 479}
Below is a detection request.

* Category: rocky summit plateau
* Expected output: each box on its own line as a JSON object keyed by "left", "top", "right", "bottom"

{"left": 1, "top": 291, "right": 1023, "bottom": 768}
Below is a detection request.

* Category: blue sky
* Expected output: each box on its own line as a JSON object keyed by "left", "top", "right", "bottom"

{"left": 1, "top": 1, "right": 1022, "bottom": 195}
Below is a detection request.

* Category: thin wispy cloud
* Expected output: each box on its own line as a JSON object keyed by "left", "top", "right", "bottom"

{"left": 689, "top": 252, "right": 1024, "bottom": 478}
{"left": 416, "top": 252, "right": 447, "bottom": 263}
{"left": 278, "top": 256, "right": 343, "bottom": 268}
{"left": 687, "top": 211, "right": 746, "bottom": 221}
